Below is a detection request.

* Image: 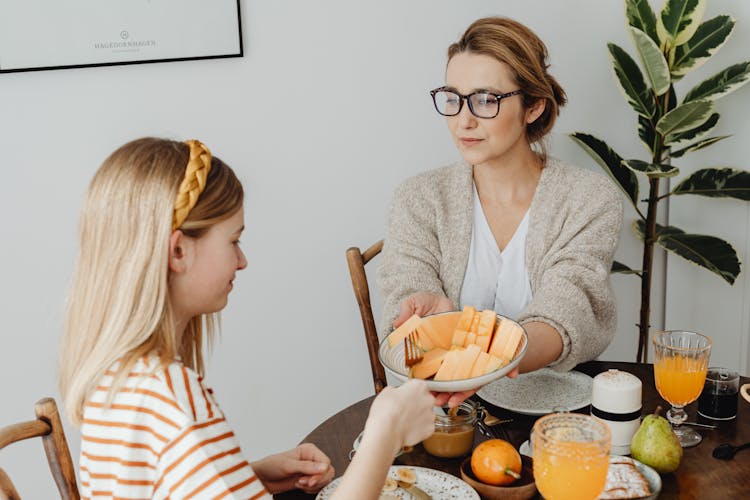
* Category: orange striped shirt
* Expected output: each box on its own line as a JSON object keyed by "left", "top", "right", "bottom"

{"left": 79, "top": 356, "right": 269, "bottom": 499}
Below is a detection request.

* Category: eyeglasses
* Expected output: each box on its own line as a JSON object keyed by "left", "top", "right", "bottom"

{"left": 429, "top": 87, "right": 523, "bottom": 118}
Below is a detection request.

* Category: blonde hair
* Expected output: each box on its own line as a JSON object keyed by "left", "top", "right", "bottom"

{"left": 448, "top": 17, "right": 567, "bottom": 161}
{"left": 59, "top": 137, "right": 243, "bottom": 425}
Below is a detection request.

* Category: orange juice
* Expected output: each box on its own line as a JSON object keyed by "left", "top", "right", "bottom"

{"left": 654, "top": 355, "right": 708, "bottom": 405}
{"left": 533, "top": 441, "right": 609, "bottom": 500}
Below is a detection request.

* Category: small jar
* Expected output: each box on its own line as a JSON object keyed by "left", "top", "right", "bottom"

{"left": 422, "top": 400, "right": 478, "bottom": 458}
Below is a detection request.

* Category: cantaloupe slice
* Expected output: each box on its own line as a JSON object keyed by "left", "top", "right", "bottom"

{"left": 484, "top": 353, "right": 506, "bottom": 374}
{"left": 456, "top": 306, "right": 476, "bottom": 331}
{"left": 469, "top": 312, "right": 481, "bottom": 334}
{"left": 475, "top": 335, "right": 491, "bottom": 353}
{"left": 387, "top": 314, "right": 422, "bottom": 347}
{"left": 410, "top": 348, "right": 448, "bottom": 379}
{"left": 468, "top": 351, "right": 491, "bottom": 378}
{"left": 452, "top": 344, "right": 481, "bottom": 380}
{"left": 488, "top": 319, "right": 524, "bottom": 363}
{"left": 477, "top": 309, "right": 497, "bottom": 337}
{"left": 434, "top": 349, "right": 462, "bottom": 381}
{"left": 451, "top": 328, "right": 468, "bottom": 347}
{"left": 414, "top": 325, "right": 436, "bottom": 351}
{"left": 465, "top": 332, "right": 477, "bottom": 347}
{"left": 416, "top": 312, "right": 458, "bottom": 350}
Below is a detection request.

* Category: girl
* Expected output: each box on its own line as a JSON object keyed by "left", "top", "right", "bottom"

{"left": 378, "top": 17, "right": 623, "bottom": 406}
{"left": 59, "top": 137, "right": 434, "bottom": 499}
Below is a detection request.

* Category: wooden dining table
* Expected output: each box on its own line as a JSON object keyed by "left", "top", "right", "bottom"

{"left": 275, "top": 361, "right": 749, "bottom": 499}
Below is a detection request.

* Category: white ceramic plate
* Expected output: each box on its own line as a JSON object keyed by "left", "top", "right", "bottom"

{"left": 315, "top": 465, "right": 479, "bottom": 499}
{"left": 378, "top": 313, "right": 528, "bottom": 392}
{"left": 630, "top": 457, "right": 662, "bottom": 500}
{"left": 477, "top": 368, "right": 593, "bottom": 415}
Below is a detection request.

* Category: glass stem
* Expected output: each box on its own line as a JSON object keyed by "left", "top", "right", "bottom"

{"left": 667, "top": 404, "right": 687, "bottom": 429}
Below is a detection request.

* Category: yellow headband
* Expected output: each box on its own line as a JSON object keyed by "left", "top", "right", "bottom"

{"left": 172, "top": 139, "right": 212, "bottom": 230}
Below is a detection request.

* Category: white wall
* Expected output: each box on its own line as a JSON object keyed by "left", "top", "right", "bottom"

{"left": 1, "top": 1, "right": 748, "bottom": 497}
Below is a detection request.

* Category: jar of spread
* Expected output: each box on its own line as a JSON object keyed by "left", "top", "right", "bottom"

{"left": 422, "top": 400, "right": 478, "bottom": 458}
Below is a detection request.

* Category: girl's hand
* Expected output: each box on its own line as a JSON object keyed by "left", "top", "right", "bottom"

{"left": 250, "top": 443, "right": 334, "bottom": 494}
{"left": 393, "top": 292, "right": 454, "bottom": 328}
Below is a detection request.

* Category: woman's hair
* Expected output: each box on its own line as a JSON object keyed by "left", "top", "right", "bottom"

{"left": 448, "top": 17, "right": 567, "bottom": 159}
{"left": 59, "top": 137, "right": 243, "bottom": 425}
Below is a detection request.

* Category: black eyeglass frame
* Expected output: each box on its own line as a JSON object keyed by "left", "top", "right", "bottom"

{"left": 429, "top": 87, "right": 524, "bottom": 118}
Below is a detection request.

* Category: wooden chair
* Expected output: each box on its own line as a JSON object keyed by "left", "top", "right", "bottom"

{"left": 0, "top": 398, "right": 79, "bottom": 500}
{"left": 346, "top": 240, "right": 387, "bottom": 394}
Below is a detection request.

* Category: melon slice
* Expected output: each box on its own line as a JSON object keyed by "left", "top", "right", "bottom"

{"left": 434, "top": 349, "right": 463, "bottom": 381}
{"left": 488, "top": 319, "right": 524, "bottom": 363}
{"left": 477, "top": 309, "right": 497, "bottom": 337}
{"left": 455, "top": 306, "right": 476, "bottom": 331}
{"left": 387, "top": 314, "right": 422, "bottom": 347}
{"left": 465, "top": 332, "right": 477, "bottom": 347}
{"left": 468, "top": 351, "right": 491, "bottom": 378}
{"left": 451, "top": 328, "right": 468, "bottom": 347}
{"left": 452, "top": 344, "right": 481, "bottom": 380}
{"left": 484, "top": 353, "right": 506, "bottom": 374}
{"left": 417, "top": 312, "right": 458, "bottom": 350}
{"left": 475, "top": 334, "right": 491, "bottom": 353}
{"left": 410, "top": 348, "right": 448, "bottom": 379}
{"left": 469, "top": 312, "right": 481, "bottom": 334}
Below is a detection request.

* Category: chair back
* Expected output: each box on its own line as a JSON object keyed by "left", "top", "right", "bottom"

{"left": 346, "top": 240, "right": 387, "bottom": 394}
{"left": 0, "top": 398, "right": 79, "bottom": 500}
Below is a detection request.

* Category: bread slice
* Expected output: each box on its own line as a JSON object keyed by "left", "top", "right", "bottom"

{"left": 599, "top": 456, "right": 652, "bottom": 499}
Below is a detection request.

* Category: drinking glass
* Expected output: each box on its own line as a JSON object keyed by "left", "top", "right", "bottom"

{"left": 532, "top": 413, "right": 611, "bottom": 500}
{"left": 652, "top": 330, "right": 712, "bottom": 447}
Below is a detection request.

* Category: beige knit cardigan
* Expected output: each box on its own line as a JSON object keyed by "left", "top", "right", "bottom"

{"left": 376, "top": 158, "right": 623, "bottom": 371}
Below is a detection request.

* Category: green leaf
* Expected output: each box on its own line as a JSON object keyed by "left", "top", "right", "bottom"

{"left": 608, "top": 43, "right": 656, "bottom": 117}
{"left": 657, "top": 0, "right": 707, "bottom": 47}
{"left": 634, "top": 220, "right": 740, "bottom": 284}
{"left": 683, "top": 61, "right": 750, "bottom": 102}
{"left": 570, "top": 132, "right": 639, "bottom": 206}
{"left": 638, "top": 115, "right": 656, "bottom": 153}
{"left": 664, "top": 112, "right": 718, "bottom": 145}
{"left": 612, "top": 260, "right": 641, "bottom": 275}
{"left": 627, "top": 0, "right": 659, "bottom": 44}
{"left": 623, "top": 159, "right": 680, "bottom": 178}
{"left": 671, "top": 15, "right": 734, "bottom": 79}
{"left": 656, "top": 99, "right": 714, "bottom": 137}
{"left": 670, "top": 135, "right": 730, "bottom": 158}
{"left": 673, "top": 168, "right": 750, "bottom": 200}
{"left": 629, "top": 27, "right": 671, "bottom": 95}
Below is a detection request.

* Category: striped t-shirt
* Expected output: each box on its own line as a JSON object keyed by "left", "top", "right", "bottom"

{"left": 79, "top": 355, "right": 270, "bottom": 499}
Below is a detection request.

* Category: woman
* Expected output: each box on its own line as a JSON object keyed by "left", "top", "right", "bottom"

{"left": 377, "top": 17, "right": 622, "bottom": 404}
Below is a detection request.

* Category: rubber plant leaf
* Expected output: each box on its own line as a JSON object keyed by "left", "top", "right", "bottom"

{"left": 612, "top": 260, "right": 641, "bottom": 275}
{"left": 634, "top": 220, "right": 740, "bottom": 284}
{"left": 664, "top": 112, "right": 718, "bottom": 145}
{"left": 628, "top": 26, "right": 671, "bottom": 95}
{"left": 671, "top": 15, "right": 734, "bottom": 79}
{"left": 657, "top": 0, "right": 706, "bottom": 47}
{"left": 570, "top": 132, "right": 638, "bottom": 207}
{"left": 672, "top": 168, "right": 750, "bottom": 201}
{"left": 608, "top": 42, "right": 656, "bottom": 118}
{"left": 670, "top": 135, "right": 730, "bottom": 159}
{"left": 626, "top": 0, "right": 659, "bottom": 45}
{"left": 656, "top": 99, "right": 713, "bottom": 138}
{"left": 683, "top": 61, "right": 750, "bottom": 102}
{"left": 623, "top": 159, "right": 679, "bottom": 178}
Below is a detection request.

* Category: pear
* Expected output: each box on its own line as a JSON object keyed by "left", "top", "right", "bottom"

{"left": 630, "top": 406, "right": 682, "bottom": 473}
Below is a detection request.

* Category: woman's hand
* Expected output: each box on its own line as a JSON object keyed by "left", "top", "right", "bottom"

{"left": 250, "top": 443, "right": 335, "bottom": 494}
{"left": 393, "top": 292, "right": 454, "bottom": 328}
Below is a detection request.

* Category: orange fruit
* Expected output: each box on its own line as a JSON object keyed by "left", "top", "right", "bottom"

{"left": 470, "top": 439, "right": 522, "bottom": 486}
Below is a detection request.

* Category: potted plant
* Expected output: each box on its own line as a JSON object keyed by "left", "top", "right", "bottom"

{"left": 571, "top": 0, "right": 750, "bottom": 362}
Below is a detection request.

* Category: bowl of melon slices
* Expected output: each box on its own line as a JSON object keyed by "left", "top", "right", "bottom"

{"left": 379, "top": 306, "right": 528, "bottom": 392}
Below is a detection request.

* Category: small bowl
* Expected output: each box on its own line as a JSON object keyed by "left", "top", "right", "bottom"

{"left": 460, "top": 455, "right": 537, "bottom": 500}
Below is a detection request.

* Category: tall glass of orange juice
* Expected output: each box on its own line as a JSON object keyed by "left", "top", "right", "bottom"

{"left": 653, "top": 330, "right": 712, "bottom": 447}
{"left": 532, "top": 413, "right": 611, "bottom": 500}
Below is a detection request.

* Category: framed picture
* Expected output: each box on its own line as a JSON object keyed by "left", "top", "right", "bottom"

{"left": 0, "top": 0, "right": 242, "bottom": 73}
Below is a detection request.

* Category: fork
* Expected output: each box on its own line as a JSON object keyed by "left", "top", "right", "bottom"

{"left": 404, "top": 331, "right": 423, "bottom": 368}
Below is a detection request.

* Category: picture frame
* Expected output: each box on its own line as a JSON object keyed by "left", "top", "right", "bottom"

{"left": 0, "top": 0, "right": 242, "bottom": 73}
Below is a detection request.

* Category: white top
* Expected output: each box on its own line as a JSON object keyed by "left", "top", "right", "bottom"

{"left": 459, "top": 182, "right": 533, "bottom": 320}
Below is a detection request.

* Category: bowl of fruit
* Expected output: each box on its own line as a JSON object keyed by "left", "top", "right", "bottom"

{"left": 378, "top": 307, "right": 528, "bottom": 392}
{"left": 460, "top": 439, "right": 537, "bottom": 500}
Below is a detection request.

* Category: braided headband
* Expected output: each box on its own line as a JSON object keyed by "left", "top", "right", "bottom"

{"left": 172, "top": 140, "right": 212, "bottom": 230}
